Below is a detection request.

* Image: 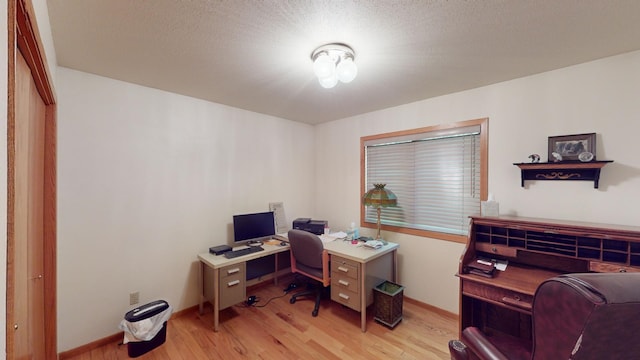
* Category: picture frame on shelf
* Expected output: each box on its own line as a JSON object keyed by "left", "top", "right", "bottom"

{"left": 548, "top": 133, "right": 596, "bottom": 162}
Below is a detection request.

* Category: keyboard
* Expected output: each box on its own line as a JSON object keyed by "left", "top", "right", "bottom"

{"left": 224, "top": 246, "right": 264, "bottom": 259}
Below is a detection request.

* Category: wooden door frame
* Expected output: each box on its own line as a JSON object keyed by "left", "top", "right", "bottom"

{"left": 7, "top": 0, "right": 57, "bottom": 358}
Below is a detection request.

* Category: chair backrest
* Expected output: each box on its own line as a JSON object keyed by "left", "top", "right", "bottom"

{"left": 288, "top": 229, "right": 324, "bottom": 269}
{"left": 532, "top": 273, "right": 640, "bottom": 360}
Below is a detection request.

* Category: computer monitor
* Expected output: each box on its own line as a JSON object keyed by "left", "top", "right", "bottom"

{"left": 232, "top": 211, "right": 276, "bottom": 245}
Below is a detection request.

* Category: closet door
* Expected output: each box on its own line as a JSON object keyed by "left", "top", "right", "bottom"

{"left": 12, "top": 46, "right": 47, "bottom": 360}
{"left": 8, "top": 0, "right": 57, "bottom": 358}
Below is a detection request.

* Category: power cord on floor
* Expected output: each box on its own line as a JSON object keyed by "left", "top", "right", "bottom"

{"left": 240, "top": 278, "right": 300, "bottom": 308}
{"left": 254, "top": 293, "right": 288, "bottom": 307}
{"left": 242, "top": 292, "right": 290, "bottom": 308}
{"left": 284, "top": 282, "right": 297, "bottom": 293}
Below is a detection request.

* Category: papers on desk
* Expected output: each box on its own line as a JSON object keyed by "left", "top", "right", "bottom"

{"left": 475, "top": 258, "right": 509, "bottom": 271}
{"left": 319, "top": 234, "right": 338, "bottom": 243}
{"left": 363, "top": 240, "right": 384, "bottom": 249}
{"left": 318, "top": 235, "right": 334, "bottom": 243}
{"left": 494, "top": 259, "right": 508, "bottom": 271}
{"left": 274, "top": 233, "right": 288, "bottom": 241}
{"left": 319, "top": 231, "right": 348, "bottom": 243}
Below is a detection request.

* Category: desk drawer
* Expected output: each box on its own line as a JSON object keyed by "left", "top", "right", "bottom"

{"left": 332, "top": 256, "right": 359, "bottom": 281}
{"left": 332, "top": 275, "right": 358, "bottom": 293}
{"left": 589, "top": 261, "right": 640, "bottom": 273}
{"left": 475, "top": 243, "right": 518, "bottom": 258}
{"left": 220, "top": 263, "right": 245, "bottom": 280}
{"left": 332, "top": 287, "right": 360, "bottom": 311}
{"left": 462, "top": 280, "right": 532, "bottom": 313}
{"left": 219, "top": 263, "right": 245, "bottom": 309}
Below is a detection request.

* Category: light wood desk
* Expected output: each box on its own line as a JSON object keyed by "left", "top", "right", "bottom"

{"left": 324, "top": 240, "right": 399, "bottom": 332}
{"left": 198, "top": 239, "right": 398, "bottom": 332}
{"left": 197, "top": 243, "right": 290, "bottom": 331}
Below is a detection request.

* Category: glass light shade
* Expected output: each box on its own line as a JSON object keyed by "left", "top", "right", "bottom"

{"left": 313, "top": 52, "right": 335, "bottom": 79}
{"left": 336, "top": 57, "right": 358, "bottom": 83}
{"left": 318, "top": 74, "right": 338, "bottom": 89}
{"left": 363, "top": 184, "right": 397, "bottom": 208}
{"left": 363, "top": 184, "right": 397, "bottom": 240}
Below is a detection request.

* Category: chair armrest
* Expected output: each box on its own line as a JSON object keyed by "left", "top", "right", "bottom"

{"left": 448, "top": 339, "right": 469, "bottom": 360}
{"left": 321, "top": 250, "right": 331, "bottom": 287}
{"left": 290, "top": 249, "right": 298, "bottom": 274}
{"left": 461, "top": 327, "right": 510, "bottom": 360}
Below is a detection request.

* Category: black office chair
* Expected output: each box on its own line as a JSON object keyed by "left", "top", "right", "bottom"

{"left": 287, "top": 229, "right": 331, "bottom": 317}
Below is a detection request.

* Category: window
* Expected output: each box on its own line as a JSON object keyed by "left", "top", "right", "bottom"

{"left": 360, "top": 118, "right": 488, "bottom": 243}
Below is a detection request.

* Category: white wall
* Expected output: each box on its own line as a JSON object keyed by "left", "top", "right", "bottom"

{"left": 1, "top": 3, "right": 8, "bottom": 358}
{"left": 315, "top": 50, "right": 640, "bottom": 314}
{"left": 56, "top": 68, "right": 316, "bottom": 351}
{"left": 32, "top": 0, "right": 57, "bottom": 85}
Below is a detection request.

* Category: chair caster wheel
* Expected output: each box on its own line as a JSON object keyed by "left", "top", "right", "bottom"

{"left": 312, "top": 309, "right": 318, "bottom": 317}
{"left": 290, "top": 298, "right": 296, "bottom": 304}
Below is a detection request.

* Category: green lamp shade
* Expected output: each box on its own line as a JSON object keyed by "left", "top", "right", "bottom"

{"left": 363, "top": 184, "right": 397, "bottom": 207}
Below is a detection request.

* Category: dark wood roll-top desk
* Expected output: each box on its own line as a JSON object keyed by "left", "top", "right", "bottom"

{"left": 458, "top": 215, "right": 640, "bottom": 340}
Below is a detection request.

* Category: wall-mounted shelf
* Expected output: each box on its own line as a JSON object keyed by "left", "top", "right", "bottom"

{"left": 513, "top": 161, "right": 613, "bottom": 189}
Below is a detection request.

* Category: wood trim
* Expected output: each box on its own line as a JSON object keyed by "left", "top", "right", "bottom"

{"left": 360, "top": 118, "right": 489, "bottom": 244}
{"left": 15, "top": 0, "right": 55, "bottom": 104}
{"left": 7, "top": 0, "right": 57, "bottom": 358}
{"left": 404, "top": 296, "right": 459, "bottom": 322}
{"left": 479, "top": 117, "right": 489, "bottom": 202}
{"left": 60, "top": 298, "right": 457, "bottom": 358}
{"left": 58, "top": 305, "right": 199, "bottom": 360}
{"left": 368, "top": 225, "right": 468, "bottom": 244}
{"left": 43, "top": 103, "right": 57, "bottom": 358}
{"left": 6, "top": 1, "right": 18, "bottom": 357}
{"left": 58, "top": 333, "right": 123, "bottom": 360}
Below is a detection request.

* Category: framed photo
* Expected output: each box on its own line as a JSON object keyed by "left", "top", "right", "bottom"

{"left": 548, "top": 133, "right": 596, "bottom": 162}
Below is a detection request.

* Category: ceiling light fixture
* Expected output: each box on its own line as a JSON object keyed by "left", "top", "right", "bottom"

{"left": 311, "top": 43, "right": 358, "bottom": 89}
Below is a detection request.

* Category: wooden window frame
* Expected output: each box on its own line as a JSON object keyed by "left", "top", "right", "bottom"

{"left": 360, "top": 118, "right": 488, "bottom": 244}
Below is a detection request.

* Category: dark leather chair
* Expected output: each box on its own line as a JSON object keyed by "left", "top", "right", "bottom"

{"left": 449, "top": 272, "right": 640, "bottom": 360}
{"left": 287, "top": 229, "right": 330, "bottom": 317}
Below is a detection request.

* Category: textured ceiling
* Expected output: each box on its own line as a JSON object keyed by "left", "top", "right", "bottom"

{"left": 47, "top": 0, "right": 640, "bottom": 125}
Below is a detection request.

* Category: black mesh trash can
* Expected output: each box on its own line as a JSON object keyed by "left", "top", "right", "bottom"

{"left": 120, "top": 300, "right": 172, "bottom": 358}
{"left": 373, "top": 281, "right": 404, "bottom": 328}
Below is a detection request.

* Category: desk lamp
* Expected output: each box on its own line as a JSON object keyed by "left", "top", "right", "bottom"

{"left": 362, "top": 184, "right": 397, "bottom": 241}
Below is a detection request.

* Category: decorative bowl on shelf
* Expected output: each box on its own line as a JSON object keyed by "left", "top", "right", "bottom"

{"left": 578, "top": 151, "right": 594, "bottom": 162}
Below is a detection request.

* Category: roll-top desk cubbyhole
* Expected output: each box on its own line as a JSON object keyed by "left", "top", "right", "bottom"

{"left": 458, "top": 215, "right": 640, "bottom": 339}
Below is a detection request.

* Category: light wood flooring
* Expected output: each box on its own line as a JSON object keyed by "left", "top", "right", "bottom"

{"left": 64, "top": 278, "right": 458, "bottom": 359}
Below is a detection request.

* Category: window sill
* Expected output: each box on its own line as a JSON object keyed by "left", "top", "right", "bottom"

{"left": 361, "top": 223, "right": 468, "bottom": 244}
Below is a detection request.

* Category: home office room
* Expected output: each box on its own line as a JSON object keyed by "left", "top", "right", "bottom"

{"left": 4, "top": 1, "right": 640, "bottom": 359}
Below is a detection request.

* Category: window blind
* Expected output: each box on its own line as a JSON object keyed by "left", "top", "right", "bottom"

{"left": 364, "top": 126, "right": 481, "bottom": 236}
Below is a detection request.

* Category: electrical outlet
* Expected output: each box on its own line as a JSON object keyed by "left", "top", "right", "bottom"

{"left": 129, "top": 291, "right": 139, "bottom": 305}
